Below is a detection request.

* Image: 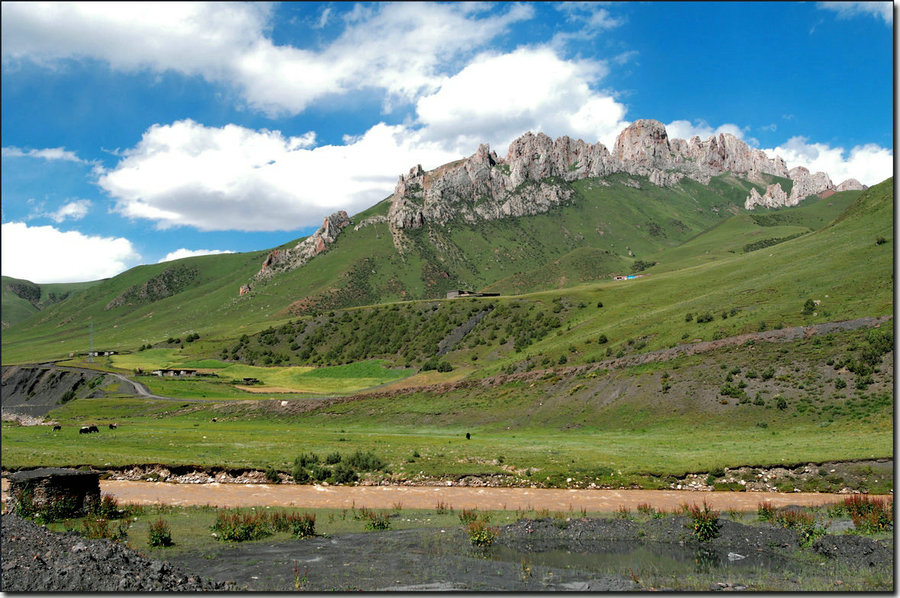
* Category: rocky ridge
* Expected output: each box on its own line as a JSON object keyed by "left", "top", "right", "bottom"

{"left": 254, "top": 211, "right": 350, "bottom": 280}
{"left": 744, "top": 167, "right": 867, "bottom": 210}
{"left": 387, "top": 120, "right": 870, "bottom": 243}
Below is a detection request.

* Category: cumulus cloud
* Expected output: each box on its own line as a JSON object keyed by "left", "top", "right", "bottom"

{"left": 99, "top": 119, "right": 462, "bottom": 231}
{"left": 1, "top": 2, "right": 533, "bottom": 116}
{"left": 818, "top": 1, "right": 892, "bottom": 24}
{"left": 664, "top": 119, "right": 746, "bottom": 142}
{"left": 99, "top": 45, "right": 631, "bottom": 232}
{"left": 1, "top": 221, "right": 140, "bottom": 283}
{"left": 47, "top": 199, "right": 92, "bottom": 223}
{"left": 2, "top": 145, "right": 86, "bottom": 163}
{"left": 416, "top": 46, "right": 628, "bottom": 153}
{"left": 763, "top": 137, "right": 893, "bottom": 187}
{"left": 158, "top": 248, "right": 234, "bottom": 263}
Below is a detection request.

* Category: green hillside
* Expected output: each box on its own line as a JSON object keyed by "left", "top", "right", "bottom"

{"left": 0, "top": 174, "right": 885, "bottom": 369}
{"left": 1, "top": 276, "right": 101, "bottom": 329}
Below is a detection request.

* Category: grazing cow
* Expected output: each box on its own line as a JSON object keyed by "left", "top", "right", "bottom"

{"left": 211, "top": 418, "right": 217, "bottom": 423}
{"left": 80, "top": 425, "right": 99, "bottom": 434}
{"left": 89, "top": 425, "right": 99, "bottom": 433}
{"left": 109, "top": 423, "right": 118, "bottom": 430}
{"left": 465, "top": 432, "right": 471, "bottom": 440}
{"left": 52, "top": 425, "right": 62, "bottom": 431}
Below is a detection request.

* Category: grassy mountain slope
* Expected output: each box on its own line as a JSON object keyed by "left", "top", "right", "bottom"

{"left": 52, "top": 178, "right": 889, "bottom": 387}
{"left": 0, "top": 176, "right": 884, "bottom": 367}
{"left": 1, "top": 276, "right": 100, "bottom": 329}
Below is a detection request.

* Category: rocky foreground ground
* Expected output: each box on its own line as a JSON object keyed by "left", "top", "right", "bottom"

{"left": 1, "top": 514, "right": 235, "bottom": 592}
{"left": 2, "top": 510, "right": 892, "bottom": 591}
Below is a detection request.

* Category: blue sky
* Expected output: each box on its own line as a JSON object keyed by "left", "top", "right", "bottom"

{"left": 1, "top": 1, "right": 893, "bottom": 283}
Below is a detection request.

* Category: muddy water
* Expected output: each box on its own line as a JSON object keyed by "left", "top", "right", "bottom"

{"left": 2, "top": 478, "right": 877, "bottom": 511}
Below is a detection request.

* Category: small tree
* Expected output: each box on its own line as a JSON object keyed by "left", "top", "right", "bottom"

{"left": 802, "top": 298, "right": 816, "bottom": 315}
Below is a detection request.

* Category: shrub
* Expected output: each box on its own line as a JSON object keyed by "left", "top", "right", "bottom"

{"left": 147, "top": 518, "right": 173, "bottom": 547}
{"left": 802, "top": 299, "right": 816, "bottom": 315}
{"left": 775, "top": 396, "right": 788, "bottom": 410}
{"left": 325, "top": 452, "right": 342, "bottom": 465}
{"left": 757, "top": 501, "right": 776, "bottom": 522}
{"left": 761, "top": 366, "right": 775, "bottom": 380}
{"left": 834, "top": 377, "right": 847, "bottom": 389}
{"left": 466, "top": 517, "right": 499, "bottom": 548}
{"left": 696, "top": 312, "right": 714, "bottom": 323}
{"left": 364, "top": 510, "right": 391, "bottom": 531}
{"left": 94, "top": 494, "right": 124, "bottom": 519}
{"left": 265, "top": 466, "right": 280, "bottom": 484}
{"left": 458, "top": 509, "right": 479, "bottom": 524}
{"left": 685, "top": 313, "right": 693, "bottom": 322}
{"left": 345, "top": 449, "right": 384, "bottom": 472}
{"left": 329, "top": 463, "right": 358, "bottom": 484}
{"left": 775, "top": 509, "right": 823, "bottom": 546}
{"left": 875, "top": 236, "right": 887, "bottom": 245}
{"left": 437, "top": 361, "right": 453, "bottom": 372}
{"left": 212, "top": 510, "right": 273, "bottom": 542}
{"left": 844, "top": 495, "right": 893, "bottom": 533}
{"left": 686, "top": 502, "right": 720, "bottom": 542}
{"left": 597, "top": 334, "right": 608, "bottom": 344}
{"left": 82, "top": 517, "right": 129, "bottom": 541}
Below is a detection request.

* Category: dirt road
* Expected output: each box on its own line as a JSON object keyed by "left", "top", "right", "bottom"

{"left": 3, "top": 478, "right": 881, "bottom": 512}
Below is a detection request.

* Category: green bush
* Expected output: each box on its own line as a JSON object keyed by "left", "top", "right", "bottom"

{"left": 345, "top": 449, "right": 385, "bottom": 472}
{"left": 466, "top": 516, "right": 499, "bottom": 548}
{"left": 82, "top": 517, "right": 129, "bottom": 541}
{"left": 325, "top": 452, "right": 342, "bottom": 465}
{"left": 212, "top": 510, "right": 273, "bottom": 542}
{"left": 757, "top": 501, "right": 776, "bottom": 522}
{"left": 264, "top": 466, "right": 280, "bottom": 484}
{"left": 696, "top": 312, "right": 714, "bottom": 323}
{"left": 364, "top": 510, "right": 391, "bottom": 531}
{"left": 686, "top": 502, "right": 720, "bottom": 542}
{"left": 148, "top": 518, "right": 173, "bottom": 547}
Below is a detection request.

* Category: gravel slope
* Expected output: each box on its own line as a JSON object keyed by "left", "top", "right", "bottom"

{"left": 1, "top": 514, "right": 238, "bottom": 591}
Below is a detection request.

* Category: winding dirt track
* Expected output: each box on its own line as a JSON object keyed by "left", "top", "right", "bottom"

{"left": 2, "top": 479, "right": 882, "bottom": 513}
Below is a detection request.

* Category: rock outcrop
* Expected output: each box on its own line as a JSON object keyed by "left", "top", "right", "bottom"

{"left": 743, "top": 166, "right": 852, "bottom": 210}
{"left": 255, "top": 211, "right": 350, "bottom": 279}
{"left": 836, "top": 178, "right": 866, "bottom": 192}
{"left": 386, "top": 119, "right": 800, "bottom": 241}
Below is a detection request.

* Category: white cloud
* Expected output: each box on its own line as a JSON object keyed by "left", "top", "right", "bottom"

{"left": 99, "top": 119, "right": 462, "bottom": 232}
{"left": 1, "top": 2, "right": 534, "bottom": 117}
{"left": 664, "top": 119, "right": 746, "bottom": 142}
{"left": 158, "top": 248, "right": 234, "bottom": 263}
{"left": 416, "top": 46, "right": 628, "bottom": 153}
{"left": 98, "top": 43, "right": 637, "bottom": 233}
{"left": 818, "top": 1, "right": 892, "bottom": 24}
{"left": 47, "top": 199, "right": 92, "bottom": 223}
{"left": 763, "top": 136, "right": 893, "bottom": 186}
{"left": 1, "top": 222, "right": 140, "bottom": 283}
{"left": 2, "top": 145, "right": 86, "bottom": 163}
{"left": 552, "top": 2, "right": 625, "bottom": 46}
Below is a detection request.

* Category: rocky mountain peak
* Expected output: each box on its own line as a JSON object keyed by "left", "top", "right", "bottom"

{"left": 254, "top": 211, "right": 350, "bottom": 280}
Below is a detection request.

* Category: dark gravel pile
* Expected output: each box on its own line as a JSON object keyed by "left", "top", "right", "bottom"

{"left": 1, "top": 514, "right": 237, "bottom": 591}
{"left": 812, "top": 534, "right": 893, "bottom": 568}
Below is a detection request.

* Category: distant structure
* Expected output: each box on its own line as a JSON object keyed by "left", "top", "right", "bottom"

{"left": 613, "top": 274, "right": 647, "bottom": 281}
{"left": 446, "top": 290, "right": 500, "bottom": 299}
{"left": 150, "top": 368, "right": 197, "bottom": 377}
{"left": 88, "top": 350, "right": 117, "bottom": 357}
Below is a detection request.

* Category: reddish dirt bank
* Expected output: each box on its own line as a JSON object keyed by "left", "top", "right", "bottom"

{"left": 2, "top": 478, "right": 885, "bottom": 512}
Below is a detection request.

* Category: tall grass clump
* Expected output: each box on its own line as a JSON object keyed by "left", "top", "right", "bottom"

{"left": 685, "top": 502, "right": 720, "bottom": 542}
{"left": 148, "top": 518, "right": 174, "bottom": 547}
{"left": 466, "top": 515, "right": 499, "bottom": 548}
{"left": 757, "top": 501, "right": 776, "bottom": 522}
{"left": 212, "top": 510, "right": 274, "bottom": 542}
{"left": 844, "top": 495, "right": 893, "bottom": 533}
